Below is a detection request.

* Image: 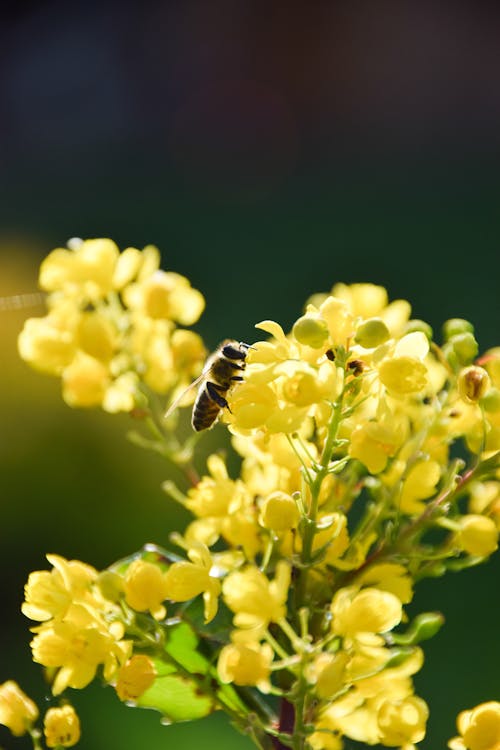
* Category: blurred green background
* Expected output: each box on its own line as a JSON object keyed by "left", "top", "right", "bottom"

{"left": 1, "top": 3, "right": 500, "bottom": 748}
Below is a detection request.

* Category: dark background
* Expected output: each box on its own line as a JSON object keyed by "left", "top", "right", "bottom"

{"left": 1, "top": 2, "right": 500, "bottom": 748}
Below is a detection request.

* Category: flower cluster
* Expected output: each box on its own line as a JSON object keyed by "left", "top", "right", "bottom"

{"left": 4, "top": 241, "right": 500, "bottom": 750}
{"left": 17, "top": 239, "right": 206, "bottom": 412}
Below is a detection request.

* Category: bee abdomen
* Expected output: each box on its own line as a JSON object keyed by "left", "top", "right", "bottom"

{"left": 191, "top": 387, "right": 222, "bottom": 431}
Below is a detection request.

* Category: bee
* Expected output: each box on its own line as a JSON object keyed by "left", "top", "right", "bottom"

{"left": 165, "top": 339, "right": 251, "bottom": 431}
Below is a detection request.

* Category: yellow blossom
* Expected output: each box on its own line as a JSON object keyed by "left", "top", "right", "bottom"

{"left": 61, "top": 352, "right": 110, "bottom": 407}
{"left": 115, "top": 654, "right": 157, "bottom": 702}
{"left": 163, "top": 543, "right": 221, "bottom": 623}
{"left": 22, "top": 554, "right": 98, "bottom": 622}
{"left": 399, "top": 459, "right": 441, "bottom": 515}
{"left": 357, "top": 562, "right": 413, "bottom": 604}
{"left": 449, "top": 701, "right": 500, "bottom": 750}
{"left": 377, "top": 694, "right": 429, "bottom": 746}
{"left": 222, "top": 562, "right": 291, "bottom": 636}
{"left": 17, "top": 309, "right": 77, "bottom": 375}
{"left": 307, "top": 652, "right": 350, "bottom": 699}
{"left": 349, "top": 419, "right": 406, "bottom": 474}
{"left": 30, "top": 603, "right": 131, "bottom": 695}
{"left": 259, "top": 491, "right": 300, "bottom": 532}
{"left": 217, "top": 642, "right": 274, "bottom": 692}
{"left": 39, "top": 238, "right": 120, "bottom": 299}
{"left": 0, "top": 681, "right": 39, "bottom": 737}
{"left": 455, "top": 515, "right": 499, "bottom": 557}
{"left": 124, "top": 560, "right": 170, "bottom": 620}
{"left": 44, "top": 704, "right": 80, "bottom": 748}
{"left": 123, "top": 269, "right": 205, "bottom": 325}
{"left": 331, "top": 587, "right": 402, "bottom": 637}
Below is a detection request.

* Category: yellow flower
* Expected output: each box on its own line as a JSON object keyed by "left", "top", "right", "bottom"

{"left": 61, "top": 352, "right": 110, "bottom": 407}
{"left": 163, "top": 543, "right": 221, "bottom": 623}
{"left": 377, "top": 694, "right": 428, "bottom": 746}
{"left": 331, "top": 587, "right": 402, "bottom": 637}
{"left": 17, "top": 308, "right": 77, "bottom": 375}
{"left": 217, "top": 642, "right": 274, "bottom": 692}
{"left": 44, "top": 704, "right": 80, "bottom": 748}
{"left": 222, "top": 562, "right": 291, "bottom": 636}
{"left": 39, "top": 238, "right": 120, "bottom": 300}
{"left": 259, "top": 491, "right": 300, "bottom": 532}
{"left": 124, "top": 269, "right": 205, "bottom": 325}
{"left": 349, "top": 419, "right": 406, "bottom": 474}
{"left": 22, "top": 554, "right": 98, "bottom": 622}
{"left": 124, "top": 560, "right": 170, "bottom": 620}
{"left": 0, "top": 681, "right": 39, "bottom": 737}
{"left": 30, "top": 604, "right": 131, "bottom": 695}
{"left": 307, "top": 652, "right": 350, "bottom": 699}
{"left": 399, "top": 460, "right": 441, "bottom": 515}
{"left": 357, "top": 563, "right": 413, "bottom": 604}
{"left": 115, "top": 654, "right": 157, "bottom": 702}
{"left": 449, "top": 701, "right": 500, "bottom": 750}
{"left": 455, "top": 515, "right": 499, "bottom": 557}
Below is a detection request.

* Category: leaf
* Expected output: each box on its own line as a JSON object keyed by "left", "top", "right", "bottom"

{"left": 136, "top": 671, "right": 215, "bottom": 722}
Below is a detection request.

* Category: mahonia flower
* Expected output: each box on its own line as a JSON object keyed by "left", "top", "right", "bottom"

{"left": 184, "top": 454, "right": 260, "bottom": 559}
{"left": 22, "top": 553, "right": 98, "bottom": 621}
{"left": 222, "top": 561, "right": 291, "bottom": 638}
{"left": 30, "top": 603, "right": 131, "bottom": 695}
{"left": 163, "top": 542, "right": 221, "bottom": 623}
{"left": 217, "top": 641, "right": 274, "bottom": 692}
{"left": 454, "top": 515, "right": 499, "bottom": 557}
{"left": 115, "top": 654, "right": 157, "bottom": 702}
{"left": 124, "top": 559, "right": 170, "bottom": 620}
{"left": 449, "top": 701, "right": 500, "bottom": 750}
{"left": 43, "top": 704, "right": 81, "bottom": 748}
{"left": 331, "top": 586, "right": 403, "bottom": 637}
{"left": 0, "top": 681, "right": 38, "bottom": 737}
{"left": 18, "top": 238, "right": 206, "bottom": 412}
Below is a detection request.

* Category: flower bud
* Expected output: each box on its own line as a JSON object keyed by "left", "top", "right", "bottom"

{"left": 480, "top": 388, "right": 500, "bottom": 413}
{"left": 44, "top": 705, "right": 80, "bottom": 748}
{"left": 443, "top": 318, "right": 474, "bottom": 341}
{"left": 292, "top": 315, "right": 329, "bottom": 348}
{"left": 458, "top": 366, "right": 491, "bottom": 403}
{"left": 451, "top": 332, "right": 479, "bottom": 365}
{"left": 455, "top": 514, "right": 498, "bottom": 556}
{"left": 354, "top": 318, "right": 390, "bottom": 348}
{"left": 392, "top": 612, "right": 445, "bottom": 645}
{"left": 404, "top": 319, "right": 433, "bottom": 340}
{"left": 260, "top": 491, "right": 300, "bottom": 532}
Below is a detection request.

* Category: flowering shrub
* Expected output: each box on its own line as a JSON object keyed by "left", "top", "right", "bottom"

{"left": 2, "top": 238, "right": 500, "bottom": 750}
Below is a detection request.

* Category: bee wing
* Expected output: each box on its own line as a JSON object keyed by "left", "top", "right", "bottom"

{"left": 164, "top": 373, "right": 206, "bottom": 420}
{"left": 0, "top": 292, "right": 46, "bottom": 311}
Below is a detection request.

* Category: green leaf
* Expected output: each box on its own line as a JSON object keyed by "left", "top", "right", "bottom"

{"left": 164, "top": 621, "right": 211, "bottom": 673}
{"left": 136, "top": 671, "right": 215, "bottom": 722}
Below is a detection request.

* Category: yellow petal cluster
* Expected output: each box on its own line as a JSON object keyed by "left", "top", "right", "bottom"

{"left": 18, "top": 238, "right": 206, "bottom": 411}
{"left": 0, "top": 681, "right": 38, "bottom": 737}
{"left": 43, "top": 704, "right": 81, "bottom": 748}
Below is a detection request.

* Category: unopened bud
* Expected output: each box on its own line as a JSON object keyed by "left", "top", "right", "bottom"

{"left": 260, "top": 491, "right": 300, "bottom": 532}
{"left": 354, "top": 318, "right": 390, "bottom": 348}
{"left": 404, "top": 319, "right": 433, "bottom": 340}
{"left": 292, "top": 315, "right": 329, "bottom": 349}
{"left": 392, "top": 612, "right": 445, "bottom": 645}
{"left": 458, "top": 366, "right": 491, "bottom": 403}
{"left": 96, "top": 570, "right": 124, "bottom": 602}
{"left": 443, "top": 318, "right": 474, "bottom": 341}
{"left": 452, "top": 332, "right": 479, "bottom": 365}
{"left": 481, "top": 388, "right": 500, "bottom": 413}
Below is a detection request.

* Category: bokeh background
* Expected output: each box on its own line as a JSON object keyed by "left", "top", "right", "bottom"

{"left": 1, "top": 2, "right": 500, "bottom": 748}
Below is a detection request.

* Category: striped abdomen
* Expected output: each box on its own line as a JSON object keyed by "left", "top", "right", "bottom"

{"left": 191, "top": 386, "right": 223, "bottom": 431}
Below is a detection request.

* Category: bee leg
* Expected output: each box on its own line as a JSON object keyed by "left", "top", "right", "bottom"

{"left": 206, "top": 381, "right": 229, "bottom": 409}
{"left": 231, "top": 376, "right": 244, "bottom": 381}
{"left": 228, "top": 361, "right": 245, "bottom": 371}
